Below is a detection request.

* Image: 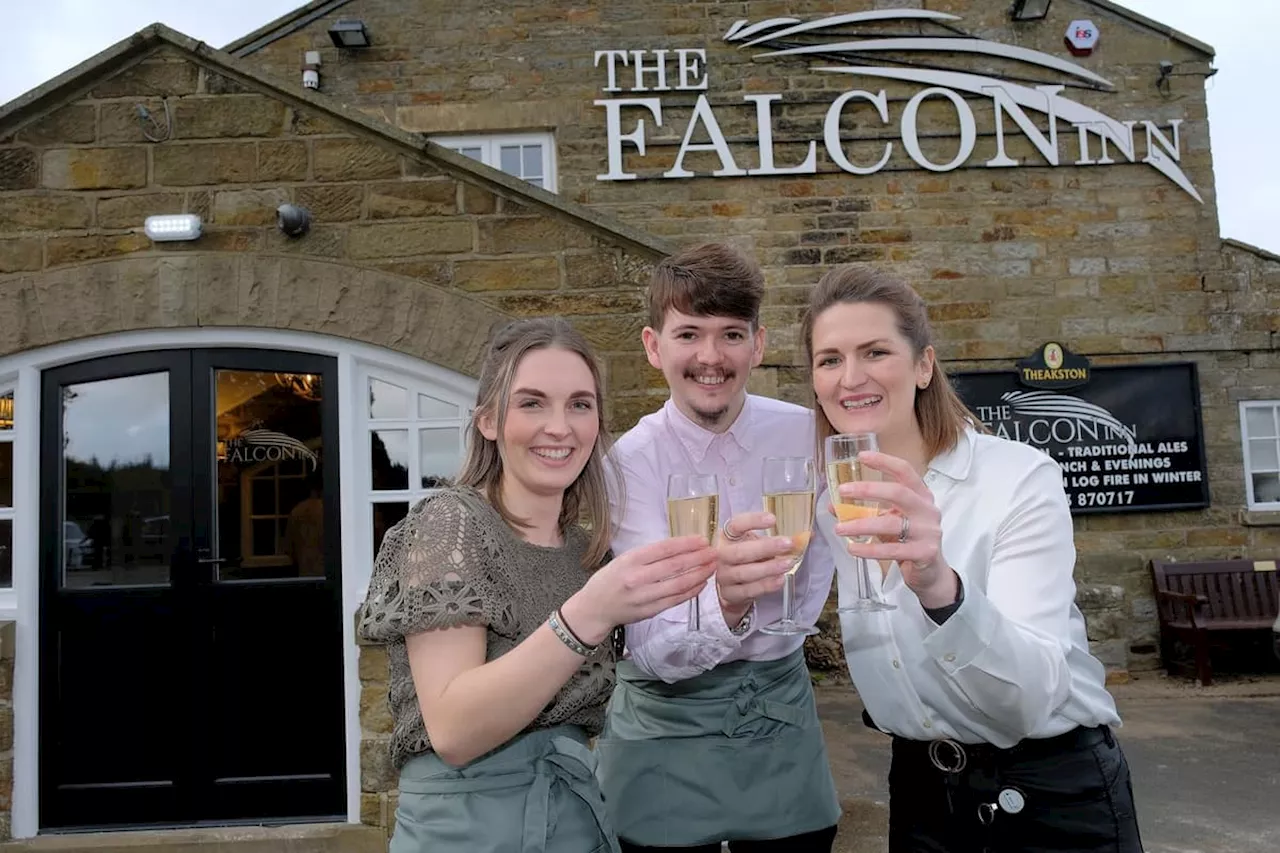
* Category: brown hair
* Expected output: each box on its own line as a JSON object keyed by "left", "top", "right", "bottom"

{"left": 455, "top": 317, "right": 615, "bottom": 569}
{"left": 800, "top": 265, "right": 984, "bottom": 468}
{"left": 647, "top": 242, "right": 765, "bottom": 330}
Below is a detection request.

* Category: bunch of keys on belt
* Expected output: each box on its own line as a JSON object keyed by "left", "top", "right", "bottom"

{"left": 977, "top": 787, "right": 1025, "bottom": 825}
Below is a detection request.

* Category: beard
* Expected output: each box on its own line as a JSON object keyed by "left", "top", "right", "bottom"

{"left": 684, "top": 368, "right": 735, "bottom": 429}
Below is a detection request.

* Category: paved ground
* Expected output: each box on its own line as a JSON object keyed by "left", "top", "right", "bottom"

{"left": 815, "top": 671, "right": 1280, "bottom": 853}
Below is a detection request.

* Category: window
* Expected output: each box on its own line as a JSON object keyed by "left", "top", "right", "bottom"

{"left": 1241, "top": 401, "right": 1280, "bottom": 510}
{"left": 360, "top": 368, "right": 471, "bottom": 562}
{"left": 0, "top": 386, "right": 13, "bottom": 588}
{"left": 432, "top": 132, "right": 557, "bottom": 191}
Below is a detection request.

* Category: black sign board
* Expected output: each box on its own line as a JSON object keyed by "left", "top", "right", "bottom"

{"left": 952, "top": 362, "right": 1210, "bottom": 514}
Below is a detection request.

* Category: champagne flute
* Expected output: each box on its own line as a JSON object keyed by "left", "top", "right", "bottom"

{"left": 825, "top": 433, "right": 897, "bottom": 613}
{"left": 758, "top": 457, "right": 819, "bottom": 636}
{"left": 666, "top": 473, "right": 719, "bottom": 631}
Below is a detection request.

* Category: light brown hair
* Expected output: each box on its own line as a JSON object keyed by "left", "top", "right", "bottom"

{"left": 455, "top": 318, "right": 615, "bottom": 569}
{"left": 800, "top": 265, "right": 984, "bottom": 468}
{"left": 647, "top": 242, "right": 764, "bottom": 330}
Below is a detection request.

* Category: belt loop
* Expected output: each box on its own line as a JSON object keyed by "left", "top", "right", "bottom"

{"left": 1102, "top": 725, "right": 1115, "bottom": 748}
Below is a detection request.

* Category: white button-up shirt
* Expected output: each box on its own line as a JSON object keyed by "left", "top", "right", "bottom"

{"left": 815, "top": 427, "right": 1121, "bottom": 747}
{"left": 608, "top": 395, "right": 835, "bottom": 683}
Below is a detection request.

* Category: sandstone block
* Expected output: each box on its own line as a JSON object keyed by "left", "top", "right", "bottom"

{"left": 0, "top": 148, "right": 39, "bottom": 191}
{"left": 347, "top": 221, "right": 473, "bottom": 259}
{"left": 154, "top": 142, "right": 257, "bottom": 185}
{"left": 314, "top": 139, "right": 401, "bottom": 182}
{"left": 43, "top": 147, "right": 146, "bottom": 190}
{"left": 454, "top": 256, "right": 559, "bottom": 292}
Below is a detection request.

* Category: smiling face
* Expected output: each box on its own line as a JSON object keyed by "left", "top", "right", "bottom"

{"left": 477, "top": 346, "right": 601, "bottom": 502}
{"left": 810, "top": 301, "right": 934, "bottom": 445}
{"left": 642, "top": 308, "right": 765, "bottom": 432}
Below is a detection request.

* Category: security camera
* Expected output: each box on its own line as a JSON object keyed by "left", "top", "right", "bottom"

{"left": 1159, "top": 60, "right": 1174, "bottom": 74}
{"left": 277, "top": 203, "right": 312, "bottom": 238}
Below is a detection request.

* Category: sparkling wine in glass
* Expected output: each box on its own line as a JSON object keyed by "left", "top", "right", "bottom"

{"left": 666, "top": 473, "right": 720, "bottom": 631}
{"left": 825, "top": 433, "right": 897, "bottom": 613}
{"left": 758, "top": 457, "right": 818, "bottom": 636}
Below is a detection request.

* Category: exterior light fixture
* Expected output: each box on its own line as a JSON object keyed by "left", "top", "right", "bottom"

{"left": 144, "top": 214, "right": 202, "bottom": 242}
{"left": 1011, "top": 0, "right": 1052, "bottom": 20}
{"left": 328, "top": 19, "right": 371, "bottom": 48}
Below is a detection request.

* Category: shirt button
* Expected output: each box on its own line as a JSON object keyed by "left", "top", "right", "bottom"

{"left": 944, "top": 653, "right": 957, "bottom": 663}
{"left": 729, "top": 477, "right": 737, "bottom": 486}
{"left": 892, "top": 659, "right": 901, "bottom": 669}
{"left": 922, "top": 719, "right": 933, "bottom": 729}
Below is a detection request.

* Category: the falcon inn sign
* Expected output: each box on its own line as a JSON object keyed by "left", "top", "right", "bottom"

{"left": 592, "top": 10, "right": 1202, "bottom": 202}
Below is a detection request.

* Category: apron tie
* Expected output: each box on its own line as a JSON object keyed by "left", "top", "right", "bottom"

{"left": 721, "top": 672, "right": 807, "bottom": 736}
{"left": 400, "top": 734, "right": 619, "bottom": 853}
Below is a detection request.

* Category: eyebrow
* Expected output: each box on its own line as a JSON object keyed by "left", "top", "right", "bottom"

{"left": 512, "top": 387, "right": 597, "bottom": 400}
{"left": 813, "top": 339, "right": 891, "bottom": 355}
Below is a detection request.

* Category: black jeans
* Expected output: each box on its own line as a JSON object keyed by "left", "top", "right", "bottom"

{"left": 619, "top": 824, "right": 838, "bottom": 853}
{"left": 887, "top": 726, "right": 1143, "bottom": 853}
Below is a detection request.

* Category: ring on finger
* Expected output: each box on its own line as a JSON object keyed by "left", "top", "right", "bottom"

{"left": 722, "top": 520, "right": 745, "bottom": 542}
{"left": 898, "top": 515, "right": 911, "bottom": 544}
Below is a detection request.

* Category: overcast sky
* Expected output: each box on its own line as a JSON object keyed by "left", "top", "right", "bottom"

{"left": 1, "top": 1, "right": 1274, "bottom": 252}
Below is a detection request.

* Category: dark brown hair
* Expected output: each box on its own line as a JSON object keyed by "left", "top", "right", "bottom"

{"left": 647, "top": 242, "right": 764, "bottom": 330}
{"left": 455, "top": 318, "right": 614, "bottom": 569}
{"left": 800, "top": 265, "right": 984, "bottom": 468}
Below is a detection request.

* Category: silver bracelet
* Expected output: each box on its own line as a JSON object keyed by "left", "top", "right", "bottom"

{"left": 548, "top": 609, "right": 598, "bottom": 657}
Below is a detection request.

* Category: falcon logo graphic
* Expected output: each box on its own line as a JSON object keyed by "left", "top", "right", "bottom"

{"left": 723, "top": 10, "right": 1201, "bottom": 201}
{"left": 999, "top": 390, "right": 1138, "bottom": 455}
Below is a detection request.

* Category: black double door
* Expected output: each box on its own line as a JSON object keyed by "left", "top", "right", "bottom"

{"left": 40, "top": 349, "right": 346, "bottom": 830}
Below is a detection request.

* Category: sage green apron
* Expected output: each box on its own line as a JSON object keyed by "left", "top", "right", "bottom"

{"left": 595, "top": 649, "right": 841, "bottom": 847}
{"left": 391, "top": 724, "right": 620, "bottom": 853}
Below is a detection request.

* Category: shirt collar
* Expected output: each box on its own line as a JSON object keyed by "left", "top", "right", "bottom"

{"left": 664, "top": 394, "right": 755, "bottom": 463}
{"left": 928, "top": 425, "right": 976, "bottom": 481}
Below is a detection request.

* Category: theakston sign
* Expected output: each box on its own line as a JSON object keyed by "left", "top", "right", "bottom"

{"left": 592, "top": 9, "right": 1202, "bottom": 202}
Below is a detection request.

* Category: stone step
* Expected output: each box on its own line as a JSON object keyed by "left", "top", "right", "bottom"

{"left": 0, "top": 823, "right": 385, "bottom": 853}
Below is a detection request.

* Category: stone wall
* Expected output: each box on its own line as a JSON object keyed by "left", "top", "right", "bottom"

{"left": 240, "top": 0, "right": 1280, "bottom": 676}
{"left": 0, "top": 46, "right": 661, "bottom": 425}
{"left": 0, "top": 622, "right": 14, "bottom": 840}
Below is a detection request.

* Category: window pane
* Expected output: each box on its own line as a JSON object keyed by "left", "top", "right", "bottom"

{"left": 0, "top": 441, "right": 11, "bottom": 507}
{"left": 371, "top": 430, "right": 409, "bottom": 490}
{"left": 373, "top": 502, "right": 410, "bottom": 559}
{"left": 522, "top": 144, "right": 542, "bottom": 178}
{"left": 62, "top": 372, "right": 171, "bottom": 588}
{"left": 1249, "top": 439, "right": 1279, "bottom": 472}
{"left": 526, "top": 176, "right": 544, "bottom": 188}
{"left": 418, "top": 393, "right": 459, "bottom": 419}
{"left": 420, "top": 428, "right": 460, "bottom": 488}
{"left": 370, "top": 379, "right": 408, "bottom": 420}
{"left": 0, "top": 390, "right": 12, "bottom": 431}
{"left": 0, "top": 519, "right": 10, "bottom": 587}
{"left": 499, "top": 145, "right": 521, "bottom": 175}
{"left": 458, "top": 146, "right": 484, "bottom": 161}
{"left": 1245, "top": 405, "right": 1277, "bottom": 439}
{"left": 1252, "top": 472, "right": 1280, "bottom": 504}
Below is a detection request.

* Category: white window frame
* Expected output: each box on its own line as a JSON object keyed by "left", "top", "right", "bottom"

{"left": 432, "top": 132, "right": 558, "bottom": 192}
{"left": 1240, "top": 400, "right": 1280, "bottom": 511}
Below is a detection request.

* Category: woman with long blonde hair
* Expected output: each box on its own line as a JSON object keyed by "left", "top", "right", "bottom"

{"left": 360, "top": 317, "right": 716, "bottom": 853}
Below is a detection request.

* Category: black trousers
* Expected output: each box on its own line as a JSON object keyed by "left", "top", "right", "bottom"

{"left": 619, "top": 824, "right": 838, "bottom": 853}
{"left": 887, "top": 725, "right": 1144, "bottom": 853}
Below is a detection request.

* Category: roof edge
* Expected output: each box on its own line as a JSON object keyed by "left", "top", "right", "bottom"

{"left": 0, "top": 23, "right": 675, "bottom": 262}
{"left": 1086, "top": 0, "right": 1214, "bottom": 57}
{"left": 223, "top": 0, "right": 357, "bottom": 57}
{"left": 1223, "top": 238, "right": 1280, "bottom": 265}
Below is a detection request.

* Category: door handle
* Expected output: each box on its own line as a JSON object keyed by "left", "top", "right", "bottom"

{"left": 196, "top": 556, "right": 226, "bottom": 565}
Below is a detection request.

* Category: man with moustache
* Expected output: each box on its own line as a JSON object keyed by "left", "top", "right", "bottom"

{"left": 596, "top": 243, "right": 841, "bottom": 852}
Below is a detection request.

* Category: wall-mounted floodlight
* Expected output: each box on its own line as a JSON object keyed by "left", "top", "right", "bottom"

{"left": 1011, "top": 0, "right": 1052, "bottom": 20}
{"left": 328, "top": 19, "right": 371, "bottom": 48}
{"left": 144, "top": 214, "right": 202, "bottom": 242}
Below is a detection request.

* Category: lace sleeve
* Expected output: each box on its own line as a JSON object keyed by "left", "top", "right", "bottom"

{"left": 358, "top": 489, "right": 503, "bottom": 643}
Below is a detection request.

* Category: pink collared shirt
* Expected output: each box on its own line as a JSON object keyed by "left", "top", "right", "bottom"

{"left": 607, "top": 394, "right": 835, "bottom": 683}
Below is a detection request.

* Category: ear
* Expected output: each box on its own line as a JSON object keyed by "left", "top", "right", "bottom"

{"left": 751, "top": 324, "right": 767, "bottom": 369}
{"left": 641, "top": 326, "right": 663, "bottom": 371}
{"left": 476, "top": 407, "right": 499, "bottom": 442}
{"left": 916, "top": 345, "right": 936, "bottom": 390}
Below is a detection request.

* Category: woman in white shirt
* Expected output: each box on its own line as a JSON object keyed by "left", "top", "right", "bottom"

{"left": 801, "top": 265, "right": 1142, "bottom": 851}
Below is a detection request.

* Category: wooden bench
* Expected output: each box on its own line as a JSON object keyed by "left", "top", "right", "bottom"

{"left": 1150, "top": 559, "right": 1280, "bottom": 686}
